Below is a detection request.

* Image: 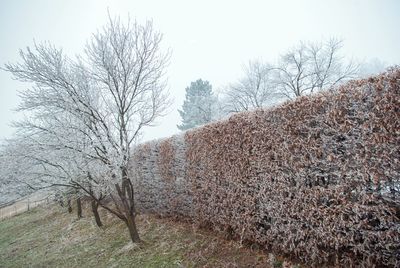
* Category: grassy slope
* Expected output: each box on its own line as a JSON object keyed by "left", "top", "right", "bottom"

{"left": 0, "top": 204, "right": 284, "bottom": 268}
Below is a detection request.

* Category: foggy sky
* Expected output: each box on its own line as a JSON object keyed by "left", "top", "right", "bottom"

{"left": 1, "top": 0, "right": 399, "bottom": 143}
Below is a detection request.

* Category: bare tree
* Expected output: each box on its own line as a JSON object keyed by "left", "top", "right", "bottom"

{"left": 4, "top": 15, "right": 170, "bottom": 243}
{"left": 274, "top": 38, "right": 359, "bottom": 99}
{"left": 359, "top": 58, "right": 388, "bottom": 77}
{"left": 222, "top": 60, "right": 278, "bottom": 113}
{"left": 221, "top": 39, "right": 359, "bottom": 114}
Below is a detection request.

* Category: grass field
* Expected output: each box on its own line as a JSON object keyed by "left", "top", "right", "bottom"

{"left": 0, "top": 204, "right": 293, "bottom": 268}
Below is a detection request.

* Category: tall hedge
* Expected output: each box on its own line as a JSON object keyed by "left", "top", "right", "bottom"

{"left": 132, "top": 69, "right": 400, "bottom": 267}
{"left": 133, "top": 135, "right": 192, "bottom": 218}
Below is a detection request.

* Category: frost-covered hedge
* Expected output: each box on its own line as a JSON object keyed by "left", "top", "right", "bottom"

{"left": 132, "top": 69, "right": 400, "bottom": 267}
{"left": 133, "top": 135, "right": 192, "bottom": 218}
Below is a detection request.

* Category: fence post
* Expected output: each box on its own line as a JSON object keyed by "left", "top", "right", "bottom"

{"left": 27, "top": 199, "right": 30, "bottom": 212}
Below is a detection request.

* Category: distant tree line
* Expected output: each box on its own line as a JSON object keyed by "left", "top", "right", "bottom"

{"left": 178, "top": 38, "right": 388, "bottom": 130}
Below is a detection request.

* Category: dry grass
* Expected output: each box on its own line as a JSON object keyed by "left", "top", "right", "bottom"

{"left": 0, "top": 203, "right": 297, "bottom": 268}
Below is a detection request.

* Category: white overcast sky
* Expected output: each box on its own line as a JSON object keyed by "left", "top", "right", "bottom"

{"left": 0, "top": 0, "right": 399, "bottom": 142}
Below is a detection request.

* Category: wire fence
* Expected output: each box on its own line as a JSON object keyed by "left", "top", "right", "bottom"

{"left": 0, "top": 196, "right": 51, "bottom": 221}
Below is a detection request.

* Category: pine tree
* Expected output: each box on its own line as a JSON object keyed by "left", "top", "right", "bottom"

{"left": 177, "top": 79, "right": 215, "bottom": 130}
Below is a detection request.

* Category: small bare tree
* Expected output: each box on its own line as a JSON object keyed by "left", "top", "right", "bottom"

{"left": 222, "top": 60, "right": 278, "bottom": 113}
{"left": 274, "top": 38, "right": 359, "bottom": 99}
{"left": 4, "top": 15, "right": 170, "bottom": 243}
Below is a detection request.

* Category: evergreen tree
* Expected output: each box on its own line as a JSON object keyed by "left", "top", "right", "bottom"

{"left": 177, "top": 79, "right": 215, "bottom": 130}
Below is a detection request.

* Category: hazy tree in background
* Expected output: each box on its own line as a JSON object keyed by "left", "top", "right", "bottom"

{"left": 274, "top": 38, "right": 359, "bottom": 99}
{"left": 0, "top": 143, "right": 37, "bottom": 204}
{"left": 221, "top": 38, "right": 358, "bottom": 114}
{"left": 222, "top": 60, "right": 279, "bottom": 113}
{"left": 4, "top": 15, "right": 170, "bottom": 243}
{"left": 178, "top": 79, "right": 216, "bottom": 130}
{"left": 359, "top": 58, "right": 388, "bottom": 77}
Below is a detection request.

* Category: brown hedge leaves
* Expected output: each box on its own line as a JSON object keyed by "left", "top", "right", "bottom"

{"left": 132, "top": 68, "right": 400, "bottom": 267}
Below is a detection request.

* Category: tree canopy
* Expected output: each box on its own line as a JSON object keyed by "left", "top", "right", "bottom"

{"left": 177, "top": 79, "right": 216, "bottom": 130}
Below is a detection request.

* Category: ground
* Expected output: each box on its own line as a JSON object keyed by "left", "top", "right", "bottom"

{"left": 0, "top": 204, "right": 291, "bottom": 268}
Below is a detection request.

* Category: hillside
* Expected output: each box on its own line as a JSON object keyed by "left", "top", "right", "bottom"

{"left": 0, "top": 204, "right": 295, "bottom": 268}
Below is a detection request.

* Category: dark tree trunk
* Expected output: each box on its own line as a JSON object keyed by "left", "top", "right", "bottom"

{"left": 91, "top": 199, "right": 102, "bottom": 227}
{"left": 67, "top": 199, "right": 72, "bottom": 213}
{"left": 125, "top": 213, "right": 140, "bottom": 242}
{"left": 77, "top": 197, "right": 82, "bottom": 219}
{"left": 115, "top": 166, "right": 141, "bottom": 243}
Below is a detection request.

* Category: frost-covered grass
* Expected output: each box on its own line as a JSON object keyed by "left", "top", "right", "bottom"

{"left": 0, "top": 204, "right": 282, "bottom": 267}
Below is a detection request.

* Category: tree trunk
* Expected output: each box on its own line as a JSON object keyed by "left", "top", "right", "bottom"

{"left": 125, "top": 213, "right": 140, "bottom": 243}
{"left": 67, "top": 199, "right": 72, "bottom": 213}
{"left": 91, "top": 199, "right": 102, "bottom": 227}
{"left": 77, "top": 197, "right": 82, "bottom": 219}
{"left": 115, "top": 167, "right": 141, "bottom": 243}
